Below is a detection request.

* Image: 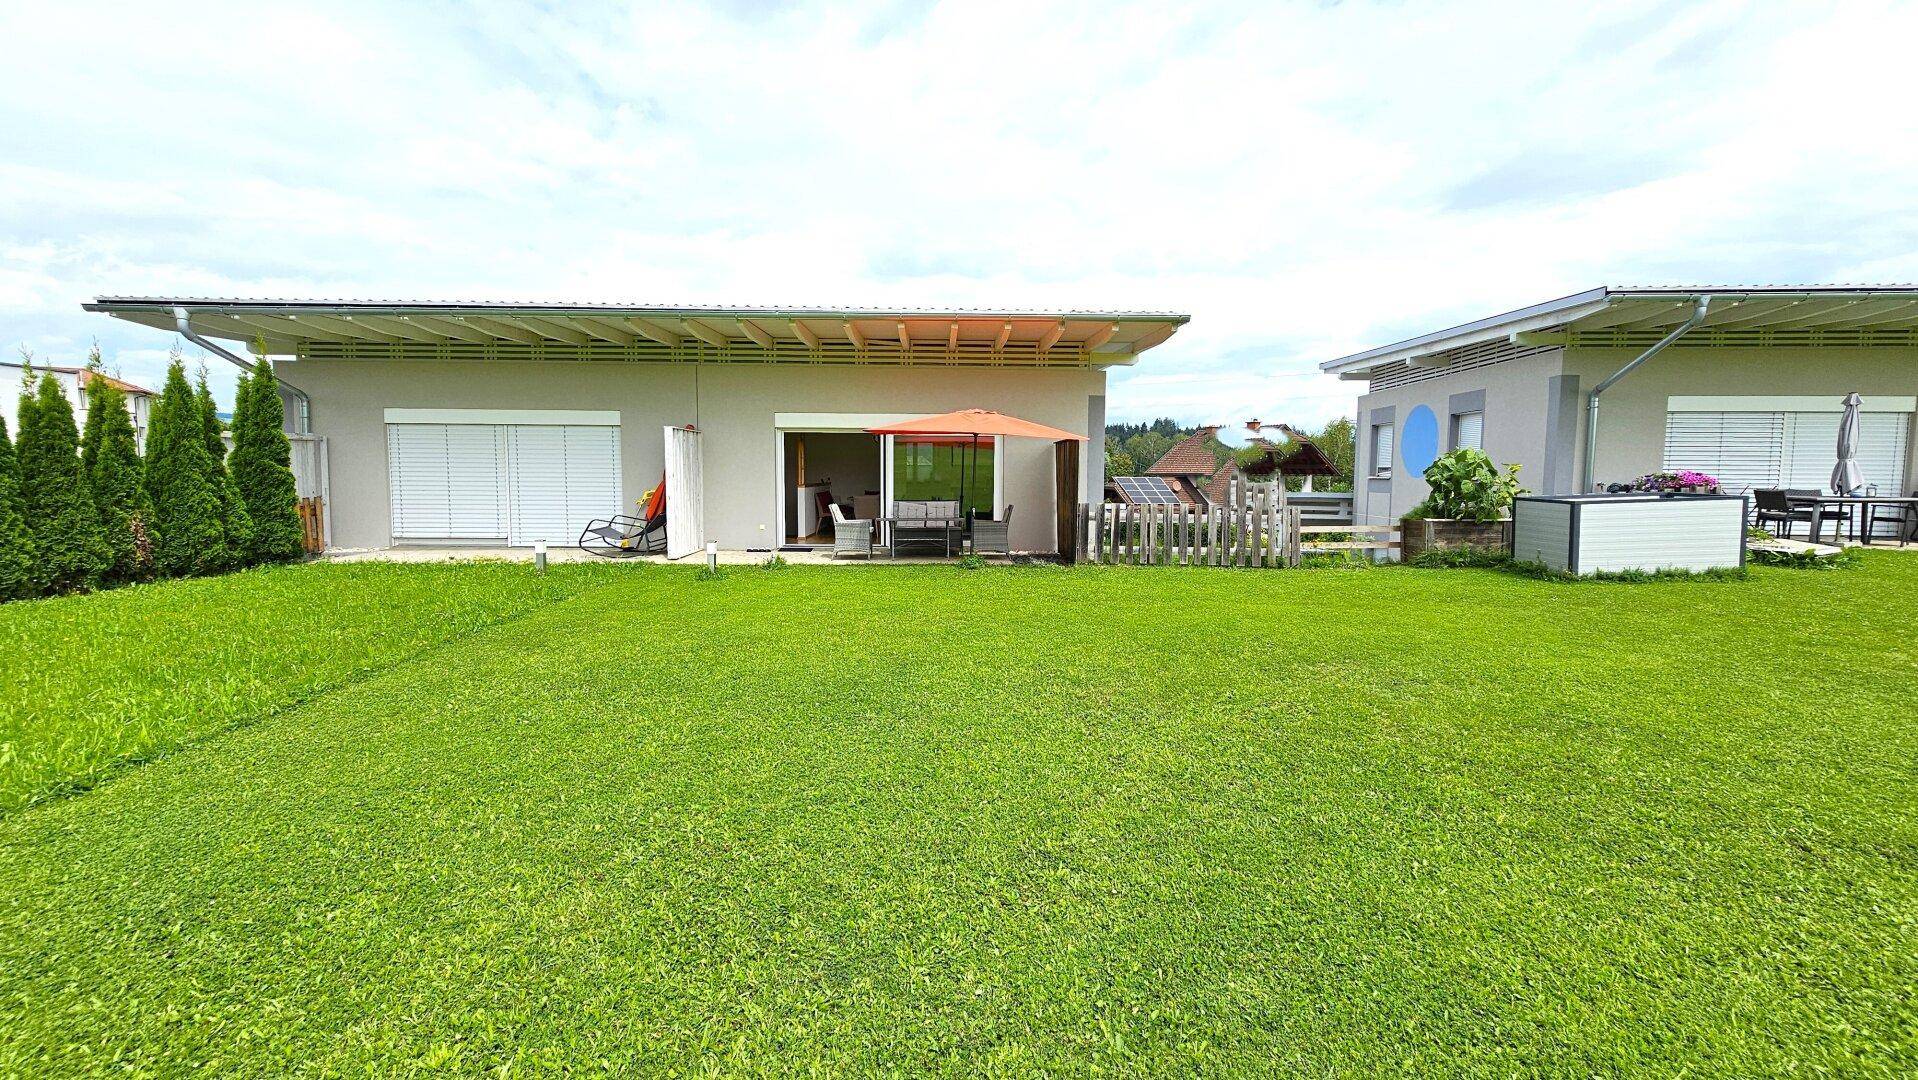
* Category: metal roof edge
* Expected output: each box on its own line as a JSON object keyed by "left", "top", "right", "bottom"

{"left": 83, "top": 297, "right": 1190, "bottom": 323}
{"left": 1319, "top": 288, "right": 1611, "bottom": 375}
{"left": 1320, "top": 283, "right": 1918, "bottom": 377}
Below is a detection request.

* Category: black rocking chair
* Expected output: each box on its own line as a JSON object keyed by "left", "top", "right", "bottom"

{"left": 579, "top": 510, "right": 667, "bottom": 558}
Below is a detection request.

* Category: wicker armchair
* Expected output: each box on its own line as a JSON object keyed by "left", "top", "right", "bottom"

{"left": 971, "top": 505, "right": 1012, "bottom": 555}
{"left": 827, "top": 502, "right": 873, "bottom": 559}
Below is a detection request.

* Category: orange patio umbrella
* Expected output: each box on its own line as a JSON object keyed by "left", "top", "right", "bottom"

{"left": 867, "top": 410, "right": 1088, "bottom": 523}
{"left": 866, "top": 408, "right": 1089, "bottom": 442}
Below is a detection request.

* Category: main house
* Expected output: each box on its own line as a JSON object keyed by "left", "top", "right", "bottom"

{"left": 85, "top": 299, "right": 1187, "bottom": 556}
{"left": 1320, "top": 286, "right": 1918, "bottom": 526}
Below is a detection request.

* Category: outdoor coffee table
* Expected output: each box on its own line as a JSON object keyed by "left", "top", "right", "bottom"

{"left": 885, "top": 515, "right": 965, "bottom": 558}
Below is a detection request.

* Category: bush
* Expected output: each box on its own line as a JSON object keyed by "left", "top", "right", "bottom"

{"left": 16, "top": 373, "right": 110, "bottom": 593}
{"left": 957, "top": 553, "right": 987, "bottom": 570}
{"left": 1408, "top": 449, "right": 1525, "bottom": 522}
{"left": 144, "top": 357, "right": 229, "bottom": 576}
{"left": 80, "top": 362, "right": 155, "bottom": 583}
{"left": 0, "top": 414, "right": 34, "bottom": 601}
{"left": 229, "top": 359, "right": 304, "bottom": 562}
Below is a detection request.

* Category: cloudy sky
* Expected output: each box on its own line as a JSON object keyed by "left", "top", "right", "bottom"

{"left": 4, "top": 0, "right": 1915, "bottom": 420}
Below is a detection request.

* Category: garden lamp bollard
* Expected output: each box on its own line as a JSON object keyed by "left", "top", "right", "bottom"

{"left": 533, "top": 540, "right": 548, "bottom": 574}
{"left": 705, "top": 541, "right": 718, "bottom": 572}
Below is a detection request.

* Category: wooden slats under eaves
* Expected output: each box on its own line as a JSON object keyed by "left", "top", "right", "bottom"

{"left": 299, "top": 337, "right": 1101, "bottom": 367}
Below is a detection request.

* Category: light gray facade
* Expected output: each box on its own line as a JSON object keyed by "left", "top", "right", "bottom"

{"left": 1332, "top": 288, "right": 1918, "bottom": 527}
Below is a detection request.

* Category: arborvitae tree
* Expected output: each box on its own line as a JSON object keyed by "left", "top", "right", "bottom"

{"left": 0, "top": 414, "right": 35, "bottom": 601}
{"left": 195, "top": 368, "right": 253, "bottom": 568}
{"left": 229, "top": 359, "right": 303, "bottom": 562}
{"left": 17, "top": 372, "right": 110, "bottom": 593}
{"left": 144, "top": 355, "right": 228, "bottom": 576}
{"left": 80, "top": 353, "right": 155, "bottom": 582}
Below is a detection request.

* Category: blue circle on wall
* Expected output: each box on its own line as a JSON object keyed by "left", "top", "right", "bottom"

{"left": 1401, "top": 405, "right": 1440, "bottom": 475}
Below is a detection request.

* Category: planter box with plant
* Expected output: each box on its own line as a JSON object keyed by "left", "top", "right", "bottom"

{"left": 1401, "top": 448, "right": 1525, "bottom": 559}
{"left": 1631, "top": 470, "right": 1720, "bottom": 495}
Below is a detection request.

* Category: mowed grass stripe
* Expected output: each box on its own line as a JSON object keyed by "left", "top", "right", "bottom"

{"left": 1, "top": 559, "right": 1914, "bottom": 1074}
{"left": 0, "top": 560, "right": 628, "bottom": 811}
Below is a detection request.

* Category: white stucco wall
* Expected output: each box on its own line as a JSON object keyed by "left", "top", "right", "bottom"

{"left": 277, "top": 357, "right": 1105, "bottom": 553}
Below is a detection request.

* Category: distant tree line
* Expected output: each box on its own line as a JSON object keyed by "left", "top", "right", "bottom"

{"left": 1104, "top": 415, "right": 1356, "bottom": 492}
{"left": 0, "top": 346, "right": 303, "bottom": 603}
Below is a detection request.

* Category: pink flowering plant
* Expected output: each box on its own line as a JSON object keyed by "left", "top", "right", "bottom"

{"left": 1633, "top": 470, "right": 1719, "bottom": 493}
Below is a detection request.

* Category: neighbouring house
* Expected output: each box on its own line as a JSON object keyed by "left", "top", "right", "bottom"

{"left": 85, "top": 299, "right": 1188, "bottom": 556}
{"left": 1, "top": 363, "right": 154, "bottom": 450}
{"left": 1110, "top": 426, "right": 1276, "bottom": 508}
{"left": 1320, "top": 285, "right": 1918, "bottom": 527}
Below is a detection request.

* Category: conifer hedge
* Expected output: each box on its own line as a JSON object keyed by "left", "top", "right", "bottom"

{"left": 230, "top": 360, "right": 304, "bottom": 562}
{"left": 80, "top": 360, "right": 155, "bottom": 583}
{"left": 0, "top": 413, "right": 35, "bottom": 601}
{"left": 17, "top": 373, "right": 110, "bottom": 593}
{"left": 145, "top": 357, "right": 229, "bottom": 577}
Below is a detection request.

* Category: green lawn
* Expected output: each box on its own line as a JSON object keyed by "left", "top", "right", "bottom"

{"left": 0, "top": 561, "right": 622, "bottom": 812}
{"left": 1, "top": 557, "right": 1913, "bottom": 1075}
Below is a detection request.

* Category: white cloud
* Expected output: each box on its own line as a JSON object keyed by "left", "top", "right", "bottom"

{"left": 3, "top": 0, "right": 1915, "bottom": 420}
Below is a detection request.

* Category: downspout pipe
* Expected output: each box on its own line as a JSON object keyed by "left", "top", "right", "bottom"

{"left": 1581, "top": 294, "right": 1711, "bottom": 490}
{"left": 173, "top": 305, "right": 311, "bottom": 434}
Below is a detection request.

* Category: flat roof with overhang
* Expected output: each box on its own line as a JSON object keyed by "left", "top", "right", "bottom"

{"left": 1321, "top": 285, "right": 1918, "bottom": 379}
{"left": 85, "top": 298, "right": 1189, "bottom": 368}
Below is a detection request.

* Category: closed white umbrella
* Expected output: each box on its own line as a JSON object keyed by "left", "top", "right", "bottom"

{"left": 1831, "top": 392, "right": 1865, "bottom": 495}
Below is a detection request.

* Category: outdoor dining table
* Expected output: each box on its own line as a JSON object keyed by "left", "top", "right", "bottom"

{"left": 1790, "top": 494, "right": 1918, "bottom": 545}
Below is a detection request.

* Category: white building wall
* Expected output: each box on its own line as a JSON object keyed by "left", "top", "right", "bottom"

{"left": 277, "top": 357, "right": 1105, "bottom": 553}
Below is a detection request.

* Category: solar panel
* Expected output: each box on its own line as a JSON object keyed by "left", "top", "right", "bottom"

{"left": 1114, "top": 476, "right": 1182, "bottom": 504}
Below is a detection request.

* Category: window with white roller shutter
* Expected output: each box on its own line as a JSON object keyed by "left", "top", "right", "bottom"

{"left": 385, "top": 413, "right": 621, "bottom": 545}
{"left": 1451, "top": 411, "right": 1483, "bottom": 452}
{"left": 387, "top": 424, "right": 508, "bottom": 540}
{"left": 507, "top": 425, "right": 622, "bottom": 545}
{"left": 1663, "top": 407, "right": 1910, "bottom": 534}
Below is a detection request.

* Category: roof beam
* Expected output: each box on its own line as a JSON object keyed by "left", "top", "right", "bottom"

{"left": 1082, "top": 322, "right": 1118, "bottom": 351}
{"left": 1786, "top": 297, "right": 1918, "bottom": 329}
{"left": 572, "top": 316, "right": 639, "bottom": 346}
{"left": 947, "top": 322, "right": 960, "bottom": 351}
{"left": 514, "top": 316, "right": 595, "bottom": 345}
{"left": 232, "top": 313, "right": 402, "bottom": 344}
{"left": 738, "top": 319, "right": 775, "bottom": 349}
{"left": 844, "top": 321, "right": 867, "bottom": 350}
{"left": 400, "top": 315, "right": 499, "bottom": 344}
{"left": 1696, "top": 297, "right": 1805, "bottom": 329}
{"left": 1569, "top": 300, "right": 1690, "bottom": 333}
{"left": 352, "top": 314, "right": 449, "bottom": 344}
{"left": 994, "top": 322, "right": 1012, "bottom": 351}
{"left": 184, "top": 313, "right": 302, "bottom": 352}
{"left": 897, "top": 321, "right": 912, "bottom": 353}
{"left": 683, "top": 319, "right": 729, "bottom": 348}
{"left": 1035, "top": 321, "right": 1066, "bottom": 354}
{"left": 625, "top": 318, "right": 681, "bottom": 347}
{"left": 790, "top": 320, "right": 821, "bottom": 350}
{"left": 459, "top": 315, "right": 544, "bottom": 345}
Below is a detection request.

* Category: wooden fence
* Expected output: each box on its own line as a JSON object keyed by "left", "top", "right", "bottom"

{"left": 1078, "top": 498, "right": 1398, "bottom": 567}
{"left": 297, "top": 496, "right": 326, "bottom": 554}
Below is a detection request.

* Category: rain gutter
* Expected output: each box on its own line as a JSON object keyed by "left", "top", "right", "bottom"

{"left": 173, "top": 305, "right": 311, "bottom": 434}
